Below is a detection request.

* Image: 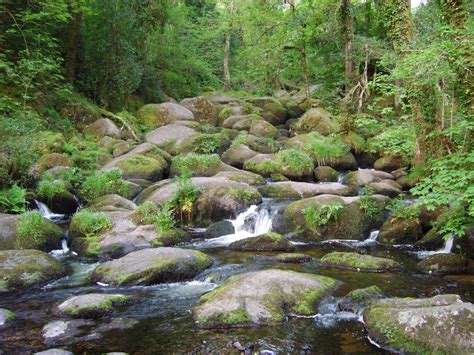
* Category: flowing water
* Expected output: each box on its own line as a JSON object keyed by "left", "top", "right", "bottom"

{"left": 1, "top": 199, "right": 473, "bottom": 353}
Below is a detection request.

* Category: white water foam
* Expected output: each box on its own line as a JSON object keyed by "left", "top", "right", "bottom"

{"left": 35, "top": 199, "right": 65, "bottom": 222}
{"left": 321, "top": 230, "right": 380, "bottom": 248}
{"left": 415, "top": 234, "right": 455, "bottom": 259}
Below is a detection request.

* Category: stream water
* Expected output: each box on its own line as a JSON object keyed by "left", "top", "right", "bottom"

{"left": 1, "top": 198, "right": 472, "bottom": 353}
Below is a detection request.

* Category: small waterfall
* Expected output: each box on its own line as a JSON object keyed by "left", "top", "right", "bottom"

{"left": 415, "top": 234, "right": 455, "bottom": 259}
{"left": 368, "top": 230, "right": 380, "bottom": 242}
{"left": 49, "top": 231, "right": 71, "bottom": 257}
{"left": 34, "top": 200, "right": 65, "bottom": 222}
{"left": 197, "top": 204, "right": 274, "bottom": 247}
{"left": 337, "top": 173, "right": 345, "bottom": 184}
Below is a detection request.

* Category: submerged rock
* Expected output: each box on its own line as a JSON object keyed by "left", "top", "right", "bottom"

{"left": 313, "top": 166, "right": 338, "bottom": 182}
{"left": 193, "top": 269, "right": 338, "bottom": 328}
{"left": 92, "top": 248, "right": 212, "bottom": 286}
{"left": 417, "top": 254, "right": 468, "bottom": 275}
{"left": 229, "top": 233, "right": 294, "bottom": 252}
{"left": 34, "top": 349, "right": 73, "bottom": 355}
{"left": 42, "top": 319, "right": 96, "bottom": 346}
{"left": 205, "top": 221, "right": 235, "bottom": 239}
{"left": 320, "top": 252, "right": 400, "bottom": 272}
{"left": 363, "top": 294, "right": 474, "bottom": 354}
{"left": 0, "top": 308, "right": 16, "bottom": 328}
{"left": 339, "top": 285, "right": 383, "bottom": 313}
{"left": 276, "top": 253, "right": 312, "bottom": 263}
{"left": 55, "top": 293, "right": 129, "bottom": 318}
{"left": 0, "top": 249, "right": 66, "bottom": 293}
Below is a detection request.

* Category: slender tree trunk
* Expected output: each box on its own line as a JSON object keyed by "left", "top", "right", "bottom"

{"left": 300, "top": 34, "right": 309, "bottom": 99}
{"left": 64, "top": 8, "right": 82, "bottom": 84}
{"left": 223, "top": 30, "right": 231, "bottom": 91}
{"left": 341, "top": 0, "right": 353, "bottom": 94}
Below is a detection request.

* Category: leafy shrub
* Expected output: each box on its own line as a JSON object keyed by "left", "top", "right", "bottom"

{"left": 64, "top": 137, "right": 110, "bottom": 169}
{"left": 155, "top": 206, "right": 176, "bottom": 233}
{"left": 168, "top": 172, "right": 201, "bottom": 225}
{"left": 132, "top": 201, "right": 160, "bottom": 225}
{"left": 80, "top": 169, "right": 130, "bottom": 201}
{"left": 70, "top": 210, "right": 112, "bottom": 237}
{"left": 192, "top": 134, "right": 221, "bottom": 154}
{"left": 368, "top": 124, "right": 416, "bottom": 163}
{"left": 37, "top": 175, "right": 67, "bottom": 200}
{"left": 303, "top": 133, "right": 349, "bottom": 166}
{"left": 0, "top": 185, "right": 27, "bottom": 214}
{"left": 359, "top": 187, "right": 380, "bottom": 217}
{"left": 385, "top": 195, "right": 419, "bottom": 219}
{"left": 302, "top": 203, "right": 344, "bottom": 230}
{"left": 277, "top": 149, "right": 314, "bottom": 174}
{"left": 15, "top": 210, "right": 61, "bottom": 249}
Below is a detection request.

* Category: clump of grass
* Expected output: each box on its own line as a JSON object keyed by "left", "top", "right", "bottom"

{"left": 303, "top": 133, "right": 349, "bottom": 166}
{"left": 15, "top": 210, "right": 61, "bottom": 249}
{"left": 302, "top": 203, "right": 344, "bottom": 231}
{"left": 192, "top": 134, "right": 221, "bottom": 154}
{"left": 132, "top": 201, "right": 160, "bottom": 225}
{"left": 277, "top": 149, "right": 314, "bottom": 174}
{"left": 80, "top": 169, "right": 129, "bottom": 201}
{"left": 168, "top": 171, "right": 201, "bottom": 225}
{"left": 359, "top": 187, "right": 380, "bottom": 217}
{"left": 155, "top": 205, "right": 175, "bottom": 233}
{"left": 70, "top": 210, "right": 112, "bottom": 237}
{"left": 172, "top": 154, "right": 221, "bottom": 174}
{"left": 37, "top": 174, "right": 68, "bottom": 200}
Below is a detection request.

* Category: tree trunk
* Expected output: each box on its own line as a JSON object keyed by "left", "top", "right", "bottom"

{"left": 341, "top": 0, "right": 353, "bottom": 94}
{"left": 300, "top": 35, "right": 309, "bottom": 99}
{"left": 64, "top": 8, "right": 82, "bottom": 84}
{"left": 223, "top": 30, "right": 231, "bottom": 91}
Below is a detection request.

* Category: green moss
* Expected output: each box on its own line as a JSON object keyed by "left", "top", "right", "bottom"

{"left": 321, "top": 252, "right": 399, "bottom": 272}
{"left": 150, "top": 228, "right": 190, "bottom": 247}
{"left": 116, "top": 155, "right": 164, "bottom": 179}
{"left": 65, "top": 295, "right": 129, "bottom": 316}
{"left": 36, "top": 176, "right": 68, "bottom": 200}
{"left": 346, "top": 285, "right": 382, "bottom": 300}
{"left": 4, "top": 309, "right": 16, "bottom": 320}
{"left": 33, "top": 131, "right": 65, "bottom": 154}
{"left": 244, "top": 159, "right": 281, "bottom": 177}
{"left": 276, "top": 253, "right": 312, "bottom": 263}
{"left": 15, "top": 211, "right": 62, "bottom": 249}
{"left": 172, "top": 154, "right": 221, "bottom": 175}
{"left": 80, "top": 169, "right": 130, "bottom": 201}
{"left": 277, "top": 149, "right": 314, "bottom": 175}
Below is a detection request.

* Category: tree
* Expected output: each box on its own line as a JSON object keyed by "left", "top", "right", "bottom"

{"left": 341, "top": 0, "right": 353, "bottom": 94}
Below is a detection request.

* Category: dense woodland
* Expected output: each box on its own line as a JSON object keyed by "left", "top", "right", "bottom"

{"left": 0, "top": 0, "right": 473, "bottom": 353}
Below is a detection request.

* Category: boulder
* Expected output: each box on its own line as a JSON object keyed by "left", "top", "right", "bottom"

{"left": 33, "top": 131, "right": 65, "bottom": 154}
{"left": 325, "top": 152, "right": 358, "bottom": 171}
{"left": 0, "top": 214, "right": 19, "bottom": 250}
{"left": 242, "top": 134, "right": 279, "bottom": 154}
{"left": 417, "top": 254, "right": 468, "bottom": 275}
{"left": 180, "top": 96, "right": 218, "bottom": 125}
{"left": 0, "top": 250, "right": 66, "bottom": 293}
{"left": 339, "top": 285, "right": 383, "bottom": 313}
{"left": 363, "top": 295, "right": 474, "bottom": 354}
{"left": 414, "top": 228, "right": 445, "bottom": 250}
{"left": 276, "top": 253, "right": 312, "bottom": 263}
{"left": 39, "top": 190, "right": 79, "bottom": 215}
{"left": 258, "top": 182, "right": 354, "bottom": 199}
{"left": 151, "top": 228, "right": 191, "bottom": 247}
{"left": 229, "top": 232, "right": 294, "bottom": 252}
{"left": 35, "top": 349, "right": 73, "bottom": 355}
{"left": 280, "top": 194, "right": 388, "bottom": 241}
{"left": 145, "top": 124, "right": 198, "bottom": 154}
{"left": 367, "top": 180, "right": 402, "bottom": 197}
{"left": 248, "top": 120, "right": 280, "bottom": 139}
{"left": 32, "top": 153, "right": 74, "bottom": 177}
{"left": 83, "top": 118, "right": 121, "bottom": 139}
{"left": 314, "top": 166, "right": 338, "bottom": 182}
{"left": 42, "top": 319, "right": 96, "bottom": 346}
{"left": 87, "top": 194, "right": 136, "bottom": 211}
{"left": 213, "top": 171, "right": 266, "bottom": 186}
{"left": 344, "top": 169, "right": 392, "bottom": 186}
{"left": 379, "top": 216, "right": 423, "bottom": 244}
{"left": 55, "top": 293, "right": 129, "bottom": 318}
{"left": 91, "top": 248, "right": 212, "bottom": 286}
{"left": 205, "top": 221, "right": 235, "bottom": 239}
{"left": 261, "top": 102, "right": 288, "bottom": 125}
{"left": 290, "top": 108, "right": 339, "bottom": 136}
{"left": 169, "top": 154, "right": 235, "bottom": 178}
{"left": 176, "top": 132, "right": 232, "bottom": 156}
{"left": 113, "top": 154, "right": 167, "bottom": 181}
{"left": 0, "top": 308, "right": 15, "bottom": 328}
{"left": 320, "top": 252, "right": 400, "bottom": 272}
{"left": 374, "top": 155, "right": 405, "bottom": 172}
{"left": 221, "top": 144, "right": 259, "bottom": 169}
{"left": 137, "top": 102, "right": 194, "bottom": 127}
{"left": 193, "top": 269, "right": 338, "bottom": 328}
{"left": 246, "top": 97, "right": 281, "bottom": 108}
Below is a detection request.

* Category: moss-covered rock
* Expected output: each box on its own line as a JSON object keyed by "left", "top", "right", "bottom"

{"left": 363, "top": 295, "right": 474, "bottom": 354}
{"left": 91, "top": 248, "right": 212, "bottom": 286}
{"left": 339, "top": 285, "right": 383, "bottom": 313}
{"left": 261, "top": 102, "right": 288, "bottom": 125}
{"left": 290, "top": 108, "right": 339, "bottom": 135}
{"left": 33, "top": 131, "right": 65, "bottom": 154}
{"left": 176, "top": 132, "right": 232, "bottom": 156}
{"left": 417, "top": 254, "right": 468, "bottom": 275}
{"left": 0, "top": 249, "right": 66, "bottom": 293}
{"left": 276, "top": 253, "right": 312, "bottom": 263}
{"left": 193, "top": 269, "right": 338, "bottom": 328}
{"left": 367, "top": 180, "right": 402, "bottom": 197}
{"left": 258, "top": 182, "right": 354, "bottom": 199}
{"left": 0, "top": 308, "right": 16, "bottom": 328}
{"left": 205, "top": 221, "right": 235, "bottom": 239}
{"left": 221, "top": 144, "right": 259, "bottom": 169}
{"left": 180, "top": 96, "right": 219, "bottom": 125}
{"left": 314, "top": 166, "right": 338, "bottom": 182}
{"left": 145, "top": 124, "right": 198, "bottom": 155}
{"left": 374, "top": 155, "right": 405, "bottom": 172}
{"left": 344, "top": 169, "right": 393, "bottom": 186}
{"left": 87, "top": 194, "right": 136, "bottom": 211}
{"left": 230, "top": 232, "right": 294, "bottom": 252}
{"left": 31, "top": 153, "right": 74, "bottom": 177}
{"left": 55, "top": 293, "right": 129, "bottom": 318}
{"left": 379, "top": 216, "right": 422, "bottom": 244}
{"left": 83, "top": 118, "right": 121, "bottom": 139}
{"left": 320, "top": 252, "right": 400, "bottom": 272}
{"left": 150, "top": 228, "right": 191, "bottom": 247}
{"left": 114, "top": 154, "right": 167, "bottom": 181}
{"left": 346, "top": 285, "right": 383, "bottom": 301}
{"left": 248, "top": 120, "right": 280, "bottom": 139}
{"left": 13, "top": 211, "right": 63, "bottom": 251}
{"left": 414, "top": 228, "right": 445, "bottom": 250}
{"left": 280, "top": 194, "right": 388, "bottom": 241}
{"left": 137, "top": 102, "right": 194, "bottom": 127}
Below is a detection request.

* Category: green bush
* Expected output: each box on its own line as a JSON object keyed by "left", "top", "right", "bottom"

{"left": 359, "top": 187, "right": 380, "bottom": 217}
{"left": 367, "top": 125, "right": 416, "bottom": 163}
{"left": 15, "top": 210, "right": 61, "bottom": 249}
{"left": 386, "top": 195, "right": 419, "bottom": 219}
{"left": 132, "top": 201, "right": 160, "bottom": 225}
{"left": 155, "top": 206, "right": 176, "bottom": 233}
{"left": 277, "top": 149, "right": 314, "bottom": 174}
{"left": 303, "top": 133, "right": 349, "bottom": 166}
{"left": 0, "top": 185, "right": 27, "bottom": 214}
{"left": 37, "top": 175, "right": 68, "bottom": 200}
{"left": 191, "top": 134, "right": 221, "bottom": 154}
{"left": 80, "top": 169, "right": 130, "bottom": 201}
{"left": 168, "top": 172, "right": 201, "bottom": 225}
{"left": 302, "top": 203, "right": 343, "bottom": 231}
{"left": 70, "top": 210, "right": 113, "bottom": 237}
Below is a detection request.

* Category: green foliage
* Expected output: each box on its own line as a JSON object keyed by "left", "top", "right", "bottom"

{"left": 132, "top": 201, "right": 160, "bottom": 225}
{"left": 15, "top": 210, "right": 58, "bottom": 249}
{"left": 80, "top": 169, "right": 129, "bottom": 202}
{"left": 155, "top": 205, "right": 176, "bottom": 233}
{"left": 36, "top": 174, "right": 67, "bottom": 200}
{"left": 302, "top": 203, "right": 344, "bottom": 230}
{"left": 0, "top": 185, "right": 27, "bottom": 214}
{"left": 191, "top": 134, "right": 221, "bottom": 154}
{"left": 167, "top": 172, "right": 201, "bottom": 226}
{"left": 386, "top": 195, "right": 419, "bottom": 220}
{"left": 63, "top": 137, "right": 110, "bottom": 170}
{"left": 303, "top": 133, "right": 349, "bottom": 166}
{"left": 173, "top": 154, "right": 221, "bottom": 174}
{"left": 71, "top": 210, "right": 112, "bottom": 237}
{"left": 433, "top": 207, "right": 469, "bottom": 240}
{"left": 368, "top": 124, "right": 416, "bottom": 163}
{"left": 359, "top": 187, "right": 380, "bottom": 217}
{"left": 277, "top": 149, "right": 314, "bottom": 174}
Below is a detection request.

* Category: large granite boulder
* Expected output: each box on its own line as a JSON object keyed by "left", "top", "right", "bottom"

{"left": 180, "top": 96, "right": 219, "bottom": 125}
{"left": 290, "top": 108, "right": 339, "bottom": 135}
{"left": 229, "top": 232, "right": 294, "bottom": 252}
{"left": 258, "top": 182, "right": 355, "bottom": 199}
{"left": 145, "top": 124, "right": 198, "bottom": 154}
{"left": 137, "top": 102, "right": 194, "bottom": 127}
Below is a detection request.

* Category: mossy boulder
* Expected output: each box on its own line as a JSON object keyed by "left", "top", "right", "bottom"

{"left": 180, "top": 96, "right": 219, "bottom": 125}
{"left": 0, "top": 249, "right": 66, "bottom": 293}
{"left": 193, "top": 269, "right": 338, "bottom": 328}
{"left": 280, "top": 194, "right": 388, "bottom": 241}
{"left": 55, "top": 293, "right": 129, "bottom": 318}
{"left": 414, "top": 228, "right": 445, "bottom": 250}
{"left": 244, "top": 151, "right": 314, "bottom": 180}
{"left": 0, "top": 214, "right": 20, "bottom": 250}
{"left": 258, "top": 182, "right": 354, "bottom": 199}
{"left": 346, "top": 285, "right": 383, "bottom": 301}
{"left": 379, "top": 216, "right": 422, "bottom": 244}
{"left": 320, "top": 252, "right": 400, "bottom": 272}
{"left": 33, "top": 131, "right": 65, "bottom": 154}
{"left": 367, "top": 180, "right": 402, "bottom": 197}
{"left": 339, "top": 285, "right": 383, "bottom": 313}
{"left": 91, "top": 248, "right": 213, "bottom": 286}
{"left": 150, "top": 228, "right": 191, "bottom": 247}
{"left": 205, "top": 221, "right": 235, "bottom": 239}
{"left": 249, "top": 120, "right": 280, "bottom": 139}
{"left": 114, "top": 155, "right": 167, "bottom": 181}
{"left": 176, "top": 132, "right": 232, "bottom": 155}
{"left": 83, "top": 118, "right": 121, "bottom": 139}
{"left": 326, "top": 152, "right": 358, "bottom": 171}
{"left": 87, "top": 194, "right": 136, "bottom": 211}
{"left": 417, "top": 254, "right": 468, "bottom": 275}
{"left": 314, "top": 166, "right": 338, "bottom": 182}
{"left": 13, "top": 211, "right": 63, "bottom": 251}
{"left": 290, "top": 108, "right": 339, "bottom": 135}
{"left": 169, "top": 154, "right": 231, "bottom": 178}
{"left": 229, "top": 233, "right": 294, "bottom": 252}
{"left": 32, "top": 153, "right": 74, "bottom": 177}
{"left": 137, "top": 102, "right": 194, "bottom": 127}
{"left": 344, "top": 169, "right": 393, "bottom": 186}
{"left": 0, "top": 308, "right": 16, "bottom": 328}
{"left": 214, "top": 171, "right": 266, "bottom": 186}
{"left": 246, "top": 96, "right": 281, "bottom": 108}
{"left": 374, "top": 155, "right": 405, "bottom": 172}
{"left": 221, "top": 144, "right": 259, "bottom": 169}
{"left": 363, "top": 294, "right": 474, "bottom": 354}
{"left": 276, "top": 253, "right": 312, "bottom": 263}
{"left": 145, "top": 124, "right": 198, "bottom": 154}
{"left": 261, "top": 102, "right": 288, "bottom": 125}
{"left": 241, "top": 134, "right": 278, "bottom": 154}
